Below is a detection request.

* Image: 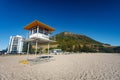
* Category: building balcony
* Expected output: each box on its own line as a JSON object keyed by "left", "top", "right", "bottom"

{"left": 29, "top": 33, "right": 49, "bottom": 40}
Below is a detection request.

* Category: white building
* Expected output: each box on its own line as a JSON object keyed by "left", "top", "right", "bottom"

{"left": 7, "top": 35, "right": 24, "bottom": 54}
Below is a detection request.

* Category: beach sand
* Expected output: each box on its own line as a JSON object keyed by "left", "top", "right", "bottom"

{"left": 0, "top": 53, "right": 120, "bottom": 80}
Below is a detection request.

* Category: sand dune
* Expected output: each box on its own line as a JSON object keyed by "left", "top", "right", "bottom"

{"left": 0, "top": 53, "right": 120, "bottom": 80}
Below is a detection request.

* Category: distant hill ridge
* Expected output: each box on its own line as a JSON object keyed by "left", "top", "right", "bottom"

{"left": 54, "top": 31, "right": 102, "bottom": 45}
{"left": 50, "top": 31, "right": 120, "bottom": 53}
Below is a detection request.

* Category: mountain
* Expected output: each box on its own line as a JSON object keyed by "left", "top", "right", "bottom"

{"left": 55, "top": 32, "right": 102, "bottom": 44}
{"left": 51, "top": 32, "right": 120, "bottom": 53}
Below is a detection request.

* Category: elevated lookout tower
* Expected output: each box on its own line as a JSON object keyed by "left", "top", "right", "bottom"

{"left": 24, "top": 20, "right": 55, "bottom": 55}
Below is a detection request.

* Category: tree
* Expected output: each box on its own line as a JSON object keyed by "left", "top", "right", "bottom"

{"left": 99, "top": 47, "right": 114, "bottom": 53}
{"left": 113, "top": 47, "right": 120, "bottom": 53}
{"left": 73, "top": 44, "right": 81, "bottom": 52}
{"left": 81, "top": 45, "right": 89, "bottom": 52}
{"left": 22, "top": 42, "right": 28, "bottom": 52}
{"left": 22, "top": 42, "right": 35, "bottom": 54}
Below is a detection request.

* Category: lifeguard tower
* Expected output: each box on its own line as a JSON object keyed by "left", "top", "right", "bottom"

{"left": 24, "top": 20, "right": 55, "bottom": 55}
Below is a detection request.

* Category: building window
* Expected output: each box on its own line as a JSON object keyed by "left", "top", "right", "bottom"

{"left": 12, "top": 45, "right": 17, "bottom": 51}
{"left": 44, "top": 28, "right": 49, "bottom": 35}
{"left": 33, "top": 26, "right": 37, "bottom": 34}
{"left": 39, "top": 28, "right": 43, "bottom": 33}
{"left": 33, "top": 29, "right": 37, "bottom": 34}
{"left": 30, "top": 29, "right": 32, "bottom": 35}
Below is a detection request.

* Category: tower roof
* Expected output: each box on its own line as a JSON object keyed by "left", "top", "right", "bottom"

{"left": 24, "top": 20, "right": 55, "bottom": 32}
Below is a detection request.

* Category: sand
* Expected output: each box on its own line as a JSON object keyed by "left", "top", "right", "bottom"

{"left": 0, "top": 53, "right": 120, "bottom": 80}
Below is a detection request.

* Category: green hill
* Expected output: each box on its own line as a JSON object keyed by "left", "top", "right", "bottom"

{"left": 51, "top": 32, "right": 119, "bottom": 53}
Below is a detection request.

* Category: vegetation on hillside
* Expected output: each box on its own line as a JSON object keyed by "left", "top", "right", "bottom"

{"left": 51, "top": 32, "right": 120, "bottom": 53}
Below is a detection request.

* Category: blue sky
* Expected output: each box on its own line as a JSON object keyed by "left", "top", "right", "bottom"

{"left": 0, "top": 0, "right": 120, "bottom": 50}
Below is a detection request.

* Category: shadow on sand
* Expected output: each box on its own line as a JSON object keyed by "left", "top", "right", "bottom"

{"left": 27, "top": 56, "right": 54, "bottom": 65}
